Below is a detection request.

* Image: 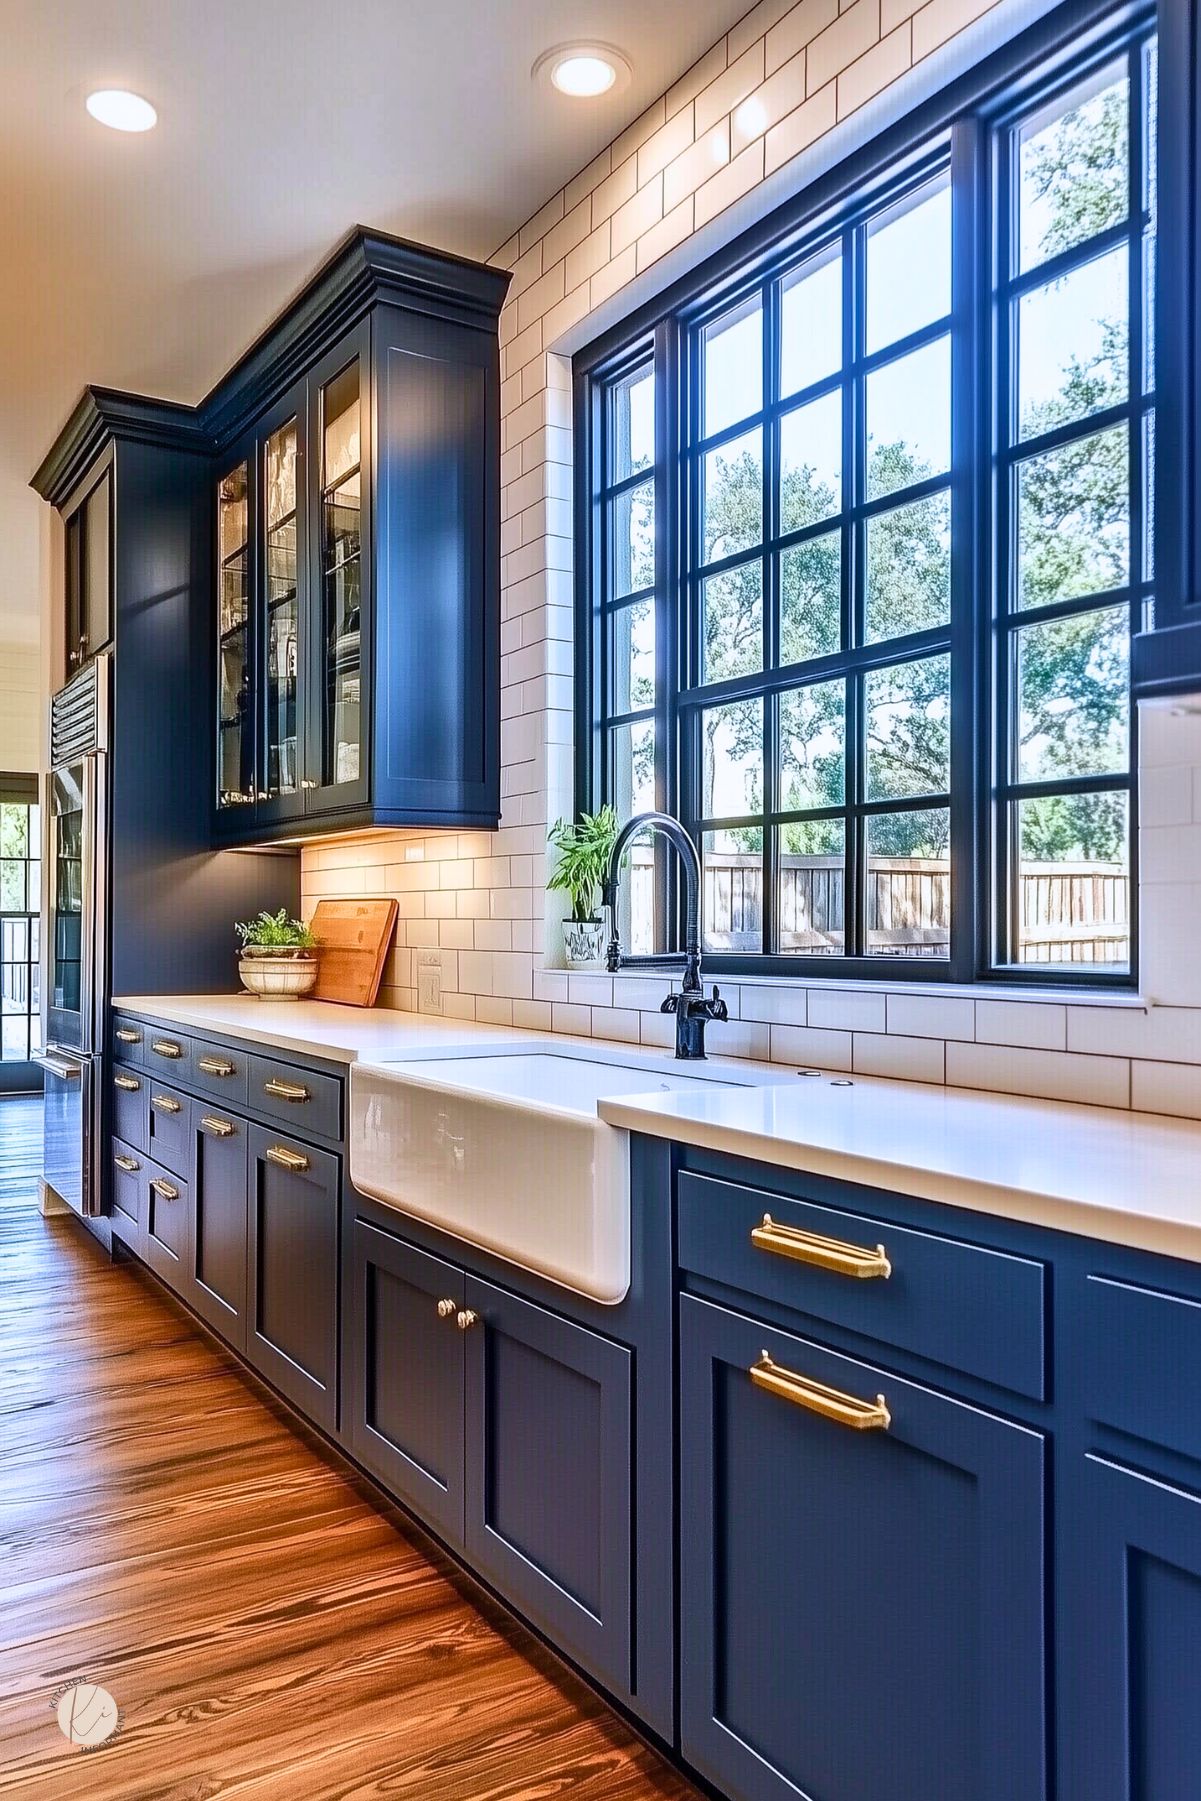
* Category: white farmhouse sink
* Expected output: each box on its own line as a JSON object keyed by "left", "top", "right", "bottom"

{"left": 349, "top": 1045, "right": 747, "bottom": 1303}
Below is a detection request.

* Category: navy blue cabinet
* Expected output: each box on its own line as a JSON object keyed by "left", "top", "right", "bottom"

{"left": 1063, "top": 1456, "right": 1201, "bottom": 1801}
{"left": 346, "top": 1222, "right": 466, "bottom": 1541}
{"left": 679, "top": 1294, "right": 1047, "bottom": 1801}
{"left": 463, "top": 1275, "right": 634, "bottom": 1699}
{"left": 187, "top": 1109, "right": 249, "bottom": 1351}
{"left": 247, "top": 1126, "right": 339, "bottom": 1431}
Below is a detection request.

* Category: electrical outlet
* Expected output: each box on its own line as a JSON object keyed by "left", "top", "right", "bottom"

{"left": 417, "top": 951, "right": 443, "bottom": 1014}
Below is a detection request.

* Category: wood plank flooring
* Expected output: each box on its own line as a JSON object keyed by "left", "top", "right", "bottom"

{"left": 0, "top": 1096, "right": 698, "bottom": 1800}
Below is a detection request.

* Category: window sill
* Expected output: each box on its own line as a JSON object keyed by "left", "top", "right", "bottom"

{"left": 574, "top": 964, "right": 1149, "bottom": 1010}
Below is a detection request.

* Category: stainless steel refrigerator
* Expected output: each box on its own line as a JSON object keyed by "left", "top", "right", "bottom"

{"left": 38, "top": 655, "right": 109, "bottom": 1217}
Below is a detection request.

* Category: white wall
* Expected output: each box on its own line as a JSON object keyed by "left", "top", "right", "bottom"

{"left": 0, "top": 640, "right": 41, "bottom": 775}
{"left": 302, "top": 0, "right": 1201, "bottom": 1119}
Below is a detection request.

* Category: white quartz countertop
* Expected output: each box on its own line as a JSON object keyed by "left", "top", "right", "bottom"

{"left": 597, "top": 1076, "right": 1201, "bottom": 1263}
{"left": 112, "top": 994, "right": 526, "bottom": 1065}
{"left": 115, "top": 993, "right": 1201, "bottom": 1261}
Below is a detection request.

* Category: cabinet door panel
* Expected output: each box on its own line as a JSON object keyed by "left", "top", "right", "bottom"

{"left": 146, "top": 1079, "right": 190, "bottom": 1176}
{"left": 109, "top": 1139, "right": 145, "bottom": 1254}
{"left": 247, "top": 1127, "right": 338, "bottom": 1429}
{"left": 189, "top": 1112, "right": 248, "bottom": 1350}
{"left": 1063, "top": 1455, "right": 1201, "bottom": 1801}
{"left": 143, "top": 1156, "right": 190, "bottom": 1293}
{"left": 463, "top": 1275, "right": 632, "bottom": 1696}
{"left": 347, "top": 1223, "right": 465, "bottom": 1541}
{"left": 679, "top": 1295, "right": 1046, "bottom": 1801}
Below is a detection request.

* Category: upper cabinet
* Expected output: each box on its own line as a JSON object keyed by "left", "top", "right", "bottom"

{"left": 63, "top": 458, "right": 113, "bottom": 675}
{"left": 209, "top": 233, "right": 509, "bottom": 844}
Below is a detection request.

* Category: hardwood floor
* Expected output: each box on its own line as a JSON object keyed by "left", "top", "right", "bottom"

{"left": 0, "top": 1096, "right": 698, "bottom": 1800}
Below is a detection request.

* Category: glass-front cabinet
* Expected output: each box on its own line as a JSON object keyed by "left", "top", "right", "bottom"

{"left": 210, "top": 233, "right": 508, "bottom": 845}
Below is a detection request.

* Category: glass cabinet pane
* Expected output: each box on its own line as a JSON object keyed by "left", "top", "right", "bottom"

{"left": 264, "top": 419, "right": 300, "bottom": 798}
{"left": 319, "top": 362, "right": 362, "bottom": 787}
{"left": 217, "top": 461, "right": 253, "bottom": 806}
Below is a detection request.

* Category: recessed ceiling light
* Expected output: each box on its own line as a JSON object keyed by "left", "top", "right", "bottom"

{"left": 533, "top": 44, "right": 631, "bottom": 99}
{"left": 85, "top": 89, "right": 157, "bottom": 132}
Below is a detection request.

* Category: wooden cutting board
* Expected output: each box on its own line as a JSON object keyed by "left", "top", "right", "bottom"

{"left": 310, "top": 899, "right": 398, "bottom": 1007}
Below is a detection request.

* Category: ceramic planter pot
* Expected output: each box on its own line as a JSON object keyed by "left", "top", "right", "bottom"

{"left": 563, "top": 918, "right": 607, "bottom": 968}
{"left": 238, "top": 950, "right": 319, "bottom": 1000}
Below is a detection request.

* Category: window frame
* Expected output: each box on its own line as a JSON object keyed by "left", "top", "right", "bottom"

{"left": 574, "top": 0, "right": 1154, "bottom": 988}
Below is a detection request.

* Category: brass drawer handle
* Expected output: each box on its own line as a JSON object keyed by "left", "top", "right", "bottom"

{"left": 151, "top": 1039, "right": 184, "bottom": 1059}
{"left": 265, "top": 1144, "right": 310, "bottom": 1173}
{"left": 437, "top": 1298, "right": 457, "bottom": 1318}
{"left": 113, "top": 1153, "right": 140, "bottom": 1173}
{"left": 197, "top": 1055, "right": 235, "bottom": 1078}
{"left": 200, "top": 1116, "right": 236, "bottom": 1138}
{"left": 751, "top": 1213, "right": 891, "bottom": 1280}
{"left": 150, "top": 1178, "right": 180, "bottom": 1201}
{"left": 114, "top": 1073, "right": 140, "bottom": 1092}
{"left": 263, "top": 1077, "right": 310, "bottom": 1103}
{"left": 151, "top": 1094, "right": 182, "bottom": 1115}
{"left": 115, "top": 1027, "right": 141, "bottom": 1044}
{"left": 750, "top": 1351, "right": 890, "bottom": 1432}
{"left": 456, "top": 1309, "right": 479, "bottom": 1332}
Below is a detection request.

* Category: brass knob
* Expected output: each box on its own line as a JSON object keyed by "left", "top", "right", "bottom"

{"left": 456, "top": 1309, "right": 479, "bottom": 1332}
{"left": 437, "top": 1298, "right": 456, "bottom": 1319}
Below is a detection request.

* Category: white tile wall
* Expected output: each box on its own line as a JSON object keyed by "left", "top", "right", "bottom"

{"left": 302, "top": 3, "right": 1201, "bottom": 1120}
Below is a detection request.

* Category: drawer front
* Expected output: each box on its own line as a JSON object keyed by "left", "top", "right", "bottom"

{"left": 111, "top": 1014, "right": 145, "bottom": 1067}
{"left": 109, "top": 1138, "right": 146, "bottom": 1251}
{"left": 1082, "top": 1272, "right": 1201, "bottom": 1467}
{"left": 146, "top": 1079, "right": 191, "bottom": 1176}
{"left": 678, "top": 1170, "right": 1047, "bottom": 1400}
{"left": 249, "top": 1054, "right": 342, "bottom": 1141}
{"left": 111, "top": 1066, "right": 148, "bottom": 1154}
{"left": 190, "top": 1036, "right": 250, "bottom": 1107}
{"left": 144, "top": 1155, "right": 190, "bottom": 1288}
{"left": 144, "top": 1029, "right": 192, "bottom": 1082}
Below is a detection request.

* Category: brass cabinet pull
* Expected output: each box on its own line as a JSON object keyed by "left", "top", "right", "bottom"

{"left": 151, "top": 1094, "right": 182, "bottom": 1114}
{"left": 437, "top": 1298, "right": 457, "bottom": 1319}
{"left": 750, "top": 1350, "right": 891, "bottom": 1432}
{"left": 263, "top": 1077, "right": 310, "bottom": 1103}
{"left": 197, "top": 1055, "right": 235, "bottom": 1078}
{"left": 150, "top": 1178, "right": 180, "bottom": 1201}
{"left": 751, "top": 1213, "right": 891, "bottom": 1280}
{"left": 115, "top": 1027, "right": 141, "bottom": 1044}
{"left": 114, "top": 1073, "right": 140, "bottom": 1092}
{"left": 456, "top": 1309, "right": 479, "bottom": 1332}
{"left": 113, "top": 1153, "right": 139, "bottom": 1173}
{"left": 200, "top": 1116, "right": 236, "bottom": 1138}
{"left": 265, "top": 1144, "right": 310, "bottom": 1173}
{"left": 151, "top": 1039, "right": 183, "bottom": 1059}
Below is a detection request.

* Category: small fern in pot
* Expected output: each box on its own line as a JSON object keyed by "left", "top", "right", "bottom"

{"left": 235, "top": 910, "right": 319, "bottom": 1000}
{"left": 548, "top": 805, "right": 618, "bottom": 967}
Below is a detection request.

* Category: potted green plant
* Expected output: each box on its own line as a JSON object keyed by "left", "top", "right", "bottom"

{"left": 235, "top": 909, "right": 319, "bottom": 1000}
{"left": 548, "top": 804, "right": 618, "bottom": 967}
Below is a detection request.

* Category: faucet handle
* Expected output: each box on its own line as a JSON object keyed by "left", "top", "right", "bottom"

{"left": 660, "top": 992, "right": 680, "bottom": 1015}
{"left": 709, "top": 984, "right": 729, "bottom": 1022}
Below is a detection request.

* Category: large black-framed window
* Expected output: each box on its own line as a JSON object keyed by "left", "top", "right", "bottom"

{"left": 577, "top": 1, "right": 1155, "bottom": 987}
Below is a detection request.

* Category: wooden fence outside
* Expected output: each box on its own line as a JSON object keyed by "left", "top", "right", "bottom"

{"left": 627, "top": 850, "right": 1129, "bottom": 963}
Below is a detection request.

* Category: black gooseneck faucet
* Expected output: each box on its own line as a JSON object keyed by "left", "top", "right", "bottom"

{"left": 601, "top": 811, "right": 728, "bottom": 1060}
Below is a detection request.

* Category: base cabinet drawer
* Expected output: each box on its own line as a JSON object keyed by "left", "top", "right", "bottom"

{"left": 111, "top": 1016, "right": 145, "bottom": 1066}
{"left": 347, "top": 1223, "right": 466, "bottom": 1540}
{"left": 463, "top": 1275, "right": 633, "bottom": 1699}
{"left": 146, "top": 1080, "right": 190, "bottom": 1175}
{"left": 143, "top": 1156, "right": 190, "bottom": 1291}
{"left": 1081, "top": 1273, "right": 1201, "bottom": 1468}
{"left": 1061, "top": 1456, "right": 1201, "bottom": 1801}
{"left": 247, "top": 1127, "right": 339, "bottom": 1431}
{"left": 109, "top": 1139, "right": 146, "bottom": 1254}
{"left": 678, "top": 1295, "right": 1047, "bottom": 1801}
{"left": 188, "top": 1110, "right": 249, "bottom": 1352}
{"left": 249, "top": 1055, "right": 342, "bottom": 1142}
{"left": 191, "top": 1039, "right": 250, "bottom": 1109}
{"left": 144, "top": 1030, "right": 192, "bottom": 1081}
{"left": 111, "top": 1067, "right": 148, "bottom": 1154}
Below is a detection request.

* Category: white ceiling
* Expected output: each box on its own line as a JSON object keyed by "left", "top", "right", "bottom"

{"left": 0, "top": 0, "right": 752, "bottom": 646}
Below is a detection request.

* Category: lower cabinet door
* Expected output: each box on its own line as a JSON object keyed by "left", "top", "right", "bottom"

{"left": 109, "top": 1139, "right": 146, "bottom": 1255}
{"left": 247, "top": 1127, "right": 339, "bottom": 1431}
{"left": 463, "top": 1275, "right": 633, "bottom": 1698}
{"left": 189, "top": 1110, "right": 249, "bottom": 1351}
{"left": 679, "top": 1295, "right": 1046, "bottom": 1801}
{"left": 142, "top": 1156, "right": 190, "bottom": 1293}
{"left": 346, "top": 1222, "right": 465, "bottom": 1542}
{"left": 1062, "top": 1455, "right": 1201, "bottom": 1801}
